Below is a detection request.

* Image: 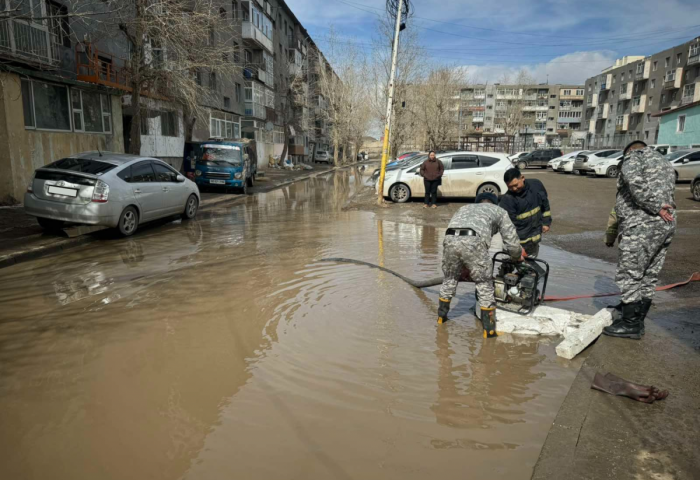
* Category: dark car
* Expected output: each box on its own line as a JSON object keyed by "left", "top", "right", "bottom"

{"left": 515, "top": 149, "right": 563, "bottom": 169}
{"left": 693, "top": 173, "right": 700, "bottom": 201}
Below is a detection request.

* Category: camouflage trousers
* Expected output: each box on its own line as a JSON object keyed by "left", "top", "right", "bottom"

{"left": 439, "top": 236, "right": 495, "bottom": 307}
{"left": 616, "top": 221, "right": 675, "bottom": 303}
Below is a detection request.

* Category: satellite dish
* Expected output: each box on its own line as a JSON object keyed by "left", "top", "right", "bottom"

{"left": 265, "top": 122, "right": 274, "bottom": 131}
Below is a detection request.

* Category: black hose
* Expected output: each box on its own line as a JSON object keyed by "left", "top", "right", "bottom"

{"left": 320, "top": 258, "right": 443, "bottom": 288}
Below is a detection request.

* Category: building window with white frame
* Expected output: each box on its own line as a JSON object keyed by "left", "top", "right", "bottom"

{"left": 677, "top": 114, "right": 686, "bottom": 133}
{"left": 21, "top": 79, "right": 73, "bottom": 131}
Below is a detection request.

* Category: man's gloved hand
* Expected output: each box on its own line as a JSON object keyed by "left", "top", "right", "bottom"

{"left": 518, "top": 246, "right": 528, "bottom": 262}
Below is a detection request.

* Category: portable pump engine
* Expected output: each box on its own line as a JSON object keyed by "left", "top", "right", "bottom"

{"left": 492, "top": 253, "right": 550, "bottom": 315}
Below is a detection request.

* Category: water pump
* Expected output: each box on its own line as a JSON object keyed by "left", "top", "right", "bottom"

{"left": 492, "top": 252, "right": 550, "bottom": 315}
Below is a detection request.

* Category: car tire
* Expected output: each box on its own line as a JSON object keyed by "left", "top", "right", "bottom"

{"left": 606, "top": 166, "right": 618, "bottom": 178}
{"left": 246, "top": 174, "right": 254, "bottom": 188}
{"left": 389, "top": 183, "right": 411, "bottom": 203}
{"left": 37, "top": 217, "right": 65, "bottom": 231}
{"left": 182, "top": 194, "right": 198, "bottom": 220}
{"left": 118, "top": 206, "right": 139, "bottom": 237}
{"left": 693, "top": 181, "right": 700, "bottom": 201}
{"left": 517, "top": 161, "right": 527, "bottom": 170}
{"left": 573, "top": 169, "right": 581, "bottom": 175}
{"left": 476, "top": 183, "right": 500, "bottom": 196}
{"left": 240, "top": 181, "right": 248, "bottom": 195}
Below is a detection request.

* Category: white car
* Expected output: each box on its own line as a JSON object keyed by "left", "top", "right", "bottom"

{"left": 665, "top": 149, "right": 700, "bottom": 181}
{"left": 549, "top": 151, "right": 589, "bottom": 171}
{"left": 572, "top": 149, "right": 621, "bottom": 174}
{"left": 649, "top": 144, "right": 670, "bottom": 156}
{"left": 592, "top": 152, "right": 624, "bottom": 178}
{"left": 508, "top": 151, "right": 529, "bottom": 162}
{"left": 314, "top": 150, "right": 331, "bottom": 164}
{"left": 380, "top": 152, "right": 512, "bottom": 203}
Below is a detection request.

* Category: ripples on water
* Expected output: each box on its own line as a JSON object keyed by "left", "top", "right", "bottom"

{"left": 0, "top": 169, "right": 610, "bottom": 480}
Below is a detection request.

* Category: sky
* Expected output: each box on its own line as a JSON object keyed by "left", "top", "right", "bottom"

{"left": 286, "top": 0, "right": 700, "bottom": 85}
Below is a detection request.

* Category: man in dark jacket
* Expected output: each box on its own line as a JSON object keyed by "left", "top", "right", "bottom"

{"left": 499, "top": 167, "right": 552, "bottom": 258}
{"left": 419, "top": 151, "right": 444, "bottom": 209}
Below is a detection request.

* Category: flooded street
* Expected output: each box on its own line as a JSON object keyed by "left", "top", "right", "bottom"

{"left": 0, "top": 169, "right": 619, "bottom": 479}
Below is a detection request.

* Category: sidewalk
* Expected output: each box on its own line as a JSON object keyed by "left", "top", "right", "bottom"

{"left": 0, "top": 163, "right": 343, "bottom": 269}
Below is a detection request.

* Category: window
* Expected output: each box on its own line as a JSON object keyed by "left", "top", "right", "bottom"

{"left": 231, "top": 0, "right": 238, "bottom": 19}
{"left": 210, "top": 72, "right": 217, "bottom": 91}
{"left": 649, "top": 96, "right": 653, "bottom": 105}
{"left": 131, "top": 162, "right": 156, "bottom": 182}
{"left": 233, "top": 42, "right": 240, "bottom": 63}
{"left": 22, "top": 79, "right": 71, "bottom": 131}
{"left": 651, "top": 79, "right": 656, "bottom": 89}
{"left": 71, "top": 90, "right": 111, "bottom": 133}
{"left": 478, "top": 155, "right": 500, "bottom": 167}
{"left": 621, "top": 73, "right": 625, "bottom": 81}
{"left": 576, "top": 89, "right": 584, "bottom": 96}
{"left": 678, "top": 114, "right": 686, "bottom": 132}
{"left": 153, "top": 162, "right": 178, "bottom": 182}
{"left": 47, "top": 1, "right": 70, "bottom": 48}
{"left": 549, "top": 116, "right": 554, "bottom": 121}
{"left": 683, "top": 83, "right": 695, "bottom": 99}
{"left": 117, "top": 166, "right": 132, "bottom": 183}
{"left": 646, "top": 113, "right": 651, "bottom": 122}
{"left": 161, "top": 111, "right": 178, "bottom": 137}
{"left": 653, "top": 61, "right": 658, "bottom": 71}
{"left": 195, "top": 69, "right": 202, "bottom": 86}
{"left": 661, "top": 94, "right": 666, "bottom": 103}
{"left": 550, "top": 94, "right": 556, "bottom": 99}
{"left": 220, "top": 7, "right": 226, "bottom": 19}
{"left": 612, "top": 75, "right": 616, "bottom": 84}
{"left": 224, "top": 96, "right": 231, "bottom": 109}
{"left": 666, "top": 70, "right": 676, "bottom": 82}
{"left": 244, "top": 49, "right": 252, "bottom": 63}
{"left": 450, "top": 155, "right": 479, "bottom": 169}
{"left": 235, "top": 82, "right": 242, "bottom": 103}
{"left": 665, "top": 57, "right": 670, "bottom": 68}
{"left": 677, "top": 53, "right": 682, "bottom": 64}
{"left": 645, "top": 130, "right": 649, "bottom": 140}
{"left": 637, "top": 63, "right": 644, "bottom": 74}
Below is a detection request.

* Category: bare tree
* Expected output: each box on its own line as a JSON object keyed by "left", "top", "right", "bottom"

{"left": 409, "top": 65, "right": 468, "bottom": 150}
{"left": 275, "top": 46, "right": 308, "bottom": 166}
{"left": 72, "top": 0, "right": 244, "bottom": 154}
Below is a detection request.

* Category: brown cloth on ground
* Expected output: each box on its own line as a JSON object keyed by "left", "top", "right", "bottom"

{"left": 591, "top": 372, "right": 669, "bottom": 403}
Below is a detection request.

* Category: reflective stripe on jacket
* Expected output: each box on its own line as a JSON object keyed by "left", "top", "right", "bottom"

{"left": 499, "top": 178, "right": 552, "bottom": 244}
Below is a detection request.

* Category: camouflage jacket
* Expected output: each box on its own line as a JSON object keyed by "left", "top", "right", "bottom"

{"left": 616, "top": 147, "right": 676, "bottom": 230}
{"left": 447, "top": 203, "right": 522, "bottom": 258}
{"left": 605, "top": 207, "right": 618, "bottom": 245}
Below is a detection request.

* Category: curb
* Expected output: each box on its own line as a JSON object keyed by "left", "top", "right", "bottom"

{"left": 0, "top": 164, "right": 350, "bottom": 270}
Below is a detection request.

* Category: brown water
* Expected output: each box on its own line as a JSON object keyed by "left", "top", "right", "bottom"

{"left": 0, "top": 169, "right": 612, "bottom": 480}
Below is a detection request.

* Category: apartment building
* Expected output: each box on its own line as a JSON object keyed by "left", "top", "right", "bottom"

{"left": 459, "top": 83, "right": 586, "bottom": 148}
{"left": 582, "top": 36, "right": 700, "bottom": 149}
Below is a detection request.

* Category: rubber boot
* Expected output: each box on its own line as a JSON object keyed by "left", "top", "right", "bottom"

{"left": 480, "top": 307, "right": 498, "bottom": 338}
{"left": 610, "top": 302, "right": 623, "bottom": 325}
{"left": 437, "top": 298, "right": 450, "bottom": 324}
{"left": 639, "top": 298, "right": 652, "bottom": 336}
{"left": 603, "top": 301, "right": 642, "bottom": 339}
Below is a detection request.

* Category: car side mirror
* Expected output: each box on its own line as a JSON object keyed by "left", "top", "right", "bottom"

{"left": 176, "top": 175, "right": 186, "bottom": 182}
{"left": 683, "top": 158, "right": 690, "bottom": 164}
{"left": 414, "top": 171, "right": 421, "bottom": 175}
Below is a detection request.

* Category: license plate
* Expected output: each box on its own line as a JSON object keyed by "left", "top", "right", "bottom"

{"left": 210, "top": 179, "right": 226, "bottom": 185}
{"left": 48, "top": 186, "right": 78, "bottom": 197}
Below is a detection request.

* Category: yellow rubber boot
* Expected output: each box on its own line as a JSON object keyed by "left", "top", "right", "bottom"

{"left": 437, "top": 298, "right": 450, "bottom": 324}
{"left": 480, "top": 307, "right": 498, "bottom": 338}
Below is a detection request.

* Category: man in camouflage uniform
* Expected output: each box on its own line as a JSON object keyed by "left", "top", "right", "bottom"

{"left": 438, "top": 192, "right": 524, "bottom": 338}
{"left": 603, "top": 141, "right": 676, "bottom": 339}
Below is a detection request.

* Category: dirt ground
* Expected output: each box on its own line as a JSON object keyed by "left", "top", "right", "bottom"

{"left": 346, "top": 169, "right": 700, "bottom": 291}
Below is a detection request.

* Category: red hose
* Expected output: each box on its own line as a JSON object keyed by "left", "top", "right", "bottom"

{"left": 544, "top": 272, "right": 700, "bottom": 302}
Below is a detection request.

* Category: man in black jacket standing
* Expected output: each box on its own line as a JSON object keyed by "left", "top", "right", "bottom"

{"left": 499, "top": 167, "right": 552, "bottom": 258}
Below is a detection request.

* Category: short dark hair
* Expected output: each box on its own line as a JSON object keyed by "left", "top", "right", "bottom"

{"left": 623, "top": 140, "right": 647, "bottom": 156}
{"left": 504, "top": 167, "right": 522, "bottom": 184}
{"left": 428, "top": 150, "right": 436, "bottom": 155}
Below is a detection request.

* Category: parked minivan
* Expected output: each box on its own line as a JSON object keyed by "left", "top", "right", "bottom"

{"left": 514, "top": 149, "right": 563, "bottom": 169}
{"left": 183, "top": 140, "right": 257, "bottom": 194}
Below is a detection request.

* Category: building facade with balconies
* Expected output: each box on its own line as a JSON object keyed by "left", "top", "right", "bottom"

{"left": 582, "top": 37, "right": 700, "bottom": 149}
{"left": 459, "top": 83, "right": 584, "bottom": 147}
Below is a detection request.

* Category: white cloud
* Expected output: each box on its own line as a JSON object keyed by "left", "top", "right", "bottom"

{"left": 463, "top": 51, "right": 617, "bottom": 85}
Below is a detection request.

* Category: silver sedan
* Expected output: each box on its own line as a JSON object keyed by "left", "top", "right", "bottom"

{"left": 24, "top": 152, "right": 200, "bottom": 236}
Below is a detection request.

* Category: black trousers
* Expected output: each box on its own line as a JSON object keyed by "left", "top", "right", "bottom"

{"left": 523, "top": 241, "right": 540, "bottom": 258}
{"left": 424, "top": 179, "right": 440, "bottom": 205}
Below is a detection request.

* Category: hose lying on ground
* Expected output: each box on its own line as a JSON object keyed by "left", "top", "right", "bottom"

{"left": 320, "top": 258, "right": 700, "bottom": 301}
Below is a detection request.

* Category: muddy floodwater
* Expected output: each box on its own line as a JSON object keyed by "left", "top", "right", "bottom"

{"left": 0, "top": 169, "right": 618, "bottom": 479}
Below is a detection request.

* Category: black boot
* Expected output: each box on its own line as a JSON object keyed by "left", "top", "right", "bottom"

{"left": 610, "top": 301, "right": 623, "bottom": 325}
{"left": 480, "top": 307, "right": 498, "bottom": 338}
{"left": 438, "top": 298, "right": 450, "bottom": 324}
{"left": 639, "top": 298, "right": 652, "bottom": 336}
{"left": 603, "top": 301, "right": 643, "bottom": 339}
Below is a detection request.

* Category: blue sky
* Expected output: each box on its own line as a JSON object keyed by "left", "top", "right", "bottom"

{"left": 287, "top": 0, "right": 700, "bottom": 84}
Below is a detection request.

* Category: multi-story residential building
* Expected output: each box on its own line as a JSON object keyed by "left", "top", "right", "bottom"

{"left": 582, "top": 37, "right": 700, "bottom": 148}
{"left": 459, "top": 83, "right": 585, "bottom": 148}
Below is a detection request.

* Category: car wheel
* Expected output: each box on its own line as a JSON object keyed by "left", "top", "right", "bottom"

{"left": 247, "top": 174, "right": 254, "bottom": 187}
{"left": 37, "top": 217, "right": 65, "bottom": 231}
{"left": 182, "top": 194, "right": 198, "bottom": 220}
{"left": 606, "top": 166, "right": 618, "bottom": 178}
{"left": 573, "top": 169, "right": 581, "bottom": 175}
{"left": 118, "top": 206, "right": 139, "bottom": 237}
{"left": 693, "top": 181, "right": 700, "bottom": 201}
{"left": 675, "top": 171, "right": 679, "bottom": 183}
{"left": 476, "top": 183, "right": 500, "bottom": 196}
{"left": 240, "top": 181, "right": 248, "bottom": 195}
{"left": 517, "top": 161, "right": 527, "bottom": 170}
{"left": 389, "top": 183, "right": 411, "bottom": 203}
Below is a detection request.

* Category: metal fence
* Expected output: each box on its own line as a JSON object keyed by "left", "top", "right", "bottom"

{"left": 0, "top": 20, "right": 59, "bottom": 67}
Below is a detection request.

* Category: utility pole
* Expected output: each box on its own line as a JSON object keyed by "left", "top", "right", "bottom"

{"left": 376, "top": 0, "right": 406, "bottom": 205}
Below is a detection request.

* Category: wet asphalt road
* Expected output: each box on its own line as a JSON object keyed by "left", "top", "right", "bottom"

{"left": 0, "top": 167, "right": 692, "bottom": 479}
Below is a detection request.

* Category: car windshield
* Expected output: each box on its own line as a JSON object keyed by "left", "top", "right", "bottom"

{"left": 199, "top": 145, "right": 242, "bottom": 166}
{"left": 665, "top": 151, "right": 689, "bottom": 162}
{"left": 44, "top": 157, "right": 116, "bottom": 175}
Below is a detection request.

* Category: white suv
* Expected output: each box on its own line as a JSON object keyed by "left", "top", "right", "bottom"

{"left": 314, "top": 150, "right": 331, "bottom": 164}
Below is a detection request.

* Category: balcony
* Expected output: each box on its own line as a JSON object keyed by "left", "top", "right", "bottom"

{"left": 600, "top": 83, "right": 608, "bottom": 91}
{"left": 76, "top": 43, "right": 129, "bottom": 90}
{"left": 523, "top": 105, "right": 548, "bottom": 111}
{"left": 663, "top": 68, "right": 682, "bottom": 90}
{"left": 688, "top": 50, "right": 700, "bottom": 66}
{"left": 615, "top": 124, "right": 627, "bottom": 133}
{"left": 242, "top": 21, "right": 273, "bottom": 52}
{"left": 472, "top": 116, "right": 485, "bottom": 123}
{"left": 631, "top": 102, "right": 646, "bottom": 114}
{"left": 288, "top": 145, "right": 305, "bottom": 155}
{"left": 0, "top": 19, "right": 60, "bottom": 68}
{"left": 245, "top": 101, "right": 266, "bottom": 119}
{"left": 464, "top": 105, "right": 485, "bottom": 111}
{"left": 597, "top": 104, "right": 609, "bottom": 120}
{"left": 619, "top": 90, "right": 632, "bottom": 101}
{"left": 560, "top": 93, "right": 584, "bottom": 101}
{"left": 288, "top": 35, "right": 307, "bottom": 56}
